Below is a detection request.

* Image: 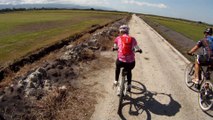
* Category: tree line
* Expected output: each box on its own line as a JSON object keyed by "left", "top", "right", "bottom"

{"left": 0, "top": 7, "right": 99, "bottom": 13}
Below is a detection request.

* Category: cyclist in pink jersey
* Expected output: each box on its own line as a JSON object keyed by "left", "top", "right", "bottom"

{"left": 113, "top": 25, "right": 142, "bottom": 92}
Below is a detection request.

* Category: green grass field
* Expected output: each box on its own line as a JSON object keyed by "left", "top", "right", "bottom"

{"left": 0, "top": 10, "right": 126, "bottom": 67}
{"left": 144, "top": 15, "right": 212, "bottom": 41}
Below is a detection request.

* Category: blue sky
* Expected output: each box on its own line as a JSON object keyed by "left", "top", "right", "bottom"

{"left": 0, "top": 0, "right": 212, "bottom": 24}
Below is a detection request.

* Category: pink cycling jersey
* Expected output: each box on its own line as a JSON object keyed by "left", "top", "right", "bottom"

{"left": 114, "top": 34, "right": 137, "bottom": 63}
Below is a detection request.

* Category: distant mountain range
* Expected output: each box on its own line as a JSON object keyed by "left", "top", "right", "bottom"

{"left": 0, "top": 3, "right": 113, "bottom": 10}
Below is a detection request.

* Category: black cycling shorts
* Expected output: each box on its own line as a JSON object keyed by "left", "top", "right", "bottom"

{"left": 197, "top": 55, "right": 213, "bottom": 66}
{"left": 116, "top": 59, "right": 135, "bottom": 70}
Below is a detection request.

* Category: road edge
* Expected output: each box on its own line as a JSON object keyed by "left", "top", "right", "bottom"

{"left": 139, "top": 15, "right": 190, "bottom": 64}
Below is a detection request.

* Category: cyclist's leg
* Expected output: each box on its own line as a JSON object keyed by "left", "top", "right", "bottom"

{"left": 195, "top": 55, "right": 208, "bottom": 83}
{"left": 115, "top": 59, "right": 124, "bottom": 82}
{"left": 126, "top": 61, "right": 135, "bottom": 85}
{"left": 194, "top": 60, "right": 200, "bottom": 84}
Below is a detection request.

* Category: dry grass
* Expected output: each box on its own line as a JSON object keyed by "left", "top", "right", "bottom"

{"left": 22, "top": 86, "right": 96, "bottom": 120}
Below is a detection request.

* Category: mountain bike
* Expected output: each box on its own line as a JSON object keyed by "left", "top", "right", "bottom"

{"left": 185, "top": 54, "right": 213, "bottom": 111}
{"left": 117, "top": 68, "right": 129, "bottom": 113}
{"left": 113, "top": 48, "right": 142, "bottom": 113}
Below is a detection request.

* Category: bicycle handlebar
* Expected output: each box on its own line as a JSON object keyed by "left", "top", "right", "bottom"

{"left": 135, "top": 49, "right": 142, "bottom": 54}
{"left": 187, "top": 52, "right": 197, "bottom": 57}
{"left": 112, "top": 47, "right": 118, "bottom": 51}
{"left": 112, "top": 47, "right": 142, "bottom": 54}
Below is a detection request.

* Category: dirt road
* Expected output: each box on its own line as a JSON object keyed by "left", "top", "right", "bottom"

{"left": 82, "top": 14, "right": 213, "bottom": 120}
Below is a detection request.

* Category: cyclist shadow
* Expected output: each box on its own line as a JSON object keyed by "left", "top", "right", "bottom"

{"left": 118, "top": 80, "right": 181, "bottom": 120}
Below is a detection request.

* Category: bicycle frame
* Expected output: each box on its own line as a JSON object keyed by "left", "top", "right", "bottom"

{"left": 185, "top": 55, "right": 213, "bottom": 111}
{"left": 113, "top": 48, "right": 142, "bottom": 114}
{"left": 191, "top": 63, "right": 209, "bottom": 88}
{"left": 118, "top": 68, "right": 128, "bottom": 113}
{"left": 199, "top": 65, "right": 211, "bottom": 82}
{"left": 186, "top": 54, "right": 211, "bottom": 87}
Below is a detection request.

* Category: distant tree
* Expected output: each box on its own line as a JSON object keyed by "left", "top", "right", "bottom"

{"left": 0, "top": 7, "right": 28, "bottom": 13}
{"left": 90, "top": 8, "right": 95, "bottom": 10}
{"left": 0, "top": 8, "right": 12, "bottom": 13}
{"left": 198, "top": 21, "right": 203, "bottom": 24}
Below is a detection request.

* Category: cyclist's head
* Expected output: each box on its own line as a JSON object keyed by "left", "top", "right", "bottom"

{"left": 119, "top": 25, "right": 129, "bottom": 34}
{"left": 204, "top": 28, "right": 213, "bottom": 35}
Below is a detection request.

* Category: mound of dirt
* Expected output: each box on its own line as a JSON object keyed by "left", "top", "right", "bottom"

{"left": 0, "top": 16, "right": 130, "bottom": 120}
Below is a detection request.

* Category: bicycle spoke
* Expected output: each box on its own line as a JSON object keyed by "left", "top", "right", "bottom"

{"left": 202, "top": 100, "right": 211, "bottom": 107}
{"left": 185, "top": 63, "right": 195, "bottom": 88}
{"left": 132, "top": 86, "right": 143, "bottom": 91}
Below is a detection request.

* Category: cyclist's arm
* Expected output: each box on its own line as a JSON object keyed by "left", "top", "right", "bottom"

{"left": 113, "top": 43, "right": 118, "bottom": 50}
{"left": 132, "top": 37, "right": 142, "bottom": 53}
{"left": 188, "top": 45, "right": 199, "bottom": 54}
{"left": 188, "top": 40, "right": 202, "bottom": 55}
{"left": 134, "top": 45, "right": 142, "bottom": 52}
{"left": 113, "top": 37, "right": 119, "bottom": 50}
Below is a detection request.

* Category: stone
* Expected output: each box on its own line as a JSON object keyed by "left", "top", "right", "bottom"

{"left": 44, "top": 80, "right": 51, "bottom": 86}
{"left": 13, "top": 95, "right": 22, "bottom": 100}
{"left": 37, "top": 67, "right": 46, "bottom": 76}
{"left": 25, "top": 88, "right": 36, "bottom": 97}
{"left": 28, "top": 74, "right": 37, "bottom": 82}
{"left": 57, "top": 65, "right": 64, "bottom": 69}
{"left": 66, "top": 44, "right": 74, "bottom": 50}
{"left": 4, "top": 87, "right": 12, "bottom": 94}
{"left": 0, "top": 91, "right": 5, "bottom": 96}
{"left": 26, "top": 81, "right": 36, "bottom": 89}
{"left": 16, "top": 87, "right": 24, "bottom": 94}
{"left": 59, "top": 85, "right": 67, "bottom": 90}
{"left": 0, "top": 95, "right": 6, "bottom": 102}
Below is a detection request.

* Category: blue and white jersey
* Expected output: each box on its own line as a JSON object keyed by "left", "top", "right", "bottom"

{"left": 197, "top": 35, "right": 213, "bottom": 56}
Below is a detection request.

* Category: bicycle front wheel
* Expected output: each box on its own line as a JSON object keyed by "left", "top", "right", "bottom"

{"left": 198, "top": 81, "right": 213, "bottom": 111}
{"left": 184, "top": 63, "right": 195, "bottom": 88}
{"left": 118, "top": 76, "right": 125, "bottom": 113}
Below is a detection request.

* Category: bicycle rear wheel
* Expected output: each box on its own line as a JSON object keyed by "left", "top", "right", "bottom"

{"left": 118, "top": 76, "right": 125, "bottom": 113}
{"left": 198, "top": 81, "right": 213, "bottom": 111}
{"left": 185, "top": 63, "right": 195, "bottom": 88}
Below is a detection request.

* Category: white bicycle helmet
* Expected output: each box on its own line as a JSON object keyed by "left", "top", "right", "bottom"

{"left": 119, "top": 25, "right": 129, "bottom": 33}
{"left": 204, "top": 28, "right": 213, "bottom": 35}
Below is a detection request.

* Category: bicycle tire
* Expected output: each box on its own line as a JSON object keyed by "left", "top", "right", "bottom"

{"left": 118, "top": 75, "right": 125, "bottom": 113}
{"left": 185, "top": 63, "right": 195, "bottom": 88}
{"left": 198, "top": 81, "right": 213, "bottom": 111}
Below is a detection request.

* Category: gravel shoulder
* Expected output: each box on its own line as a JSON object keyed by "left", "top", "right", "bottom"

{"left": 140, "top": 15, "right": 197, "bottom": 62}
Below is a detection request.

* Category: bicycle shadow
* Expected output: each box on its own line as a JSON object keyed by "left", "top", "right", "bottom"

{"left": 204, "top": 107, "right": 213, "bottom": 117}
{"left": 118, "top": 80, "right": 181, "bottom": 120}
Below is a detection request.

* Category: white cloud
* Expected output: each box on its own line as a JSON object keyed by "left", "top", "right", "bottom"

{"left": 123, "top": 0, "right": 167, "bottom": 9}
{"left": 0, "top": 0, "right": 47, "bottom": 5}
{"left": 0, "top": 0, "right": 18, "bottom": 5}
{"left": 0, "top": 0, "right": 110, "bottom": 6}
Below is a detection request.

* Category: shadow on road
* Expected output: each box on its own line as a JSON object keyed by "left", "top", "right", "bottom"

{"left": 204, "top": 107, "right": 213, "bottom": 117}
{"left": 118, "top": 80, "right": 181, "bottom": 120}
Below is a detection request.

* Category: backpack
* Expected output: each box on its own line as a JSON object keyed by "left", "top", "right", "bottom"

{"left": 121, "top": 36, "right": 133, "bottom": 56}
{"left": 202, "top": 36, "right": 213, "bottom": 58}
{"left": 203, "top": 36, "right": 213, "bottom": 51}
{"left": 208, "top": 36, "right": 213, "bottom": 51}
